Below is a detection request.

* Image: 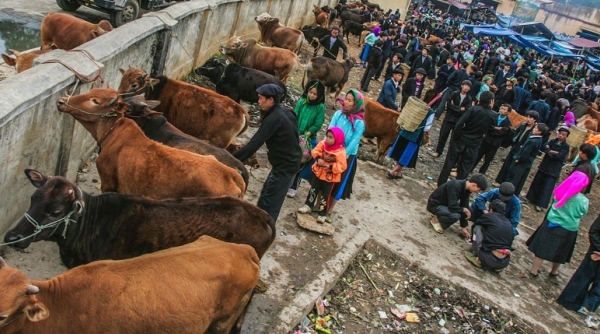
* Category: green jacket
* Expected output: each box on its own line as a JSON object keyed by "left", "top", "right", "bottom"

{"left": 294, "top": 98, "right": 325, "bottom": 140}
{"left": 547, "top": 193, "right": 589, "bottom": 232}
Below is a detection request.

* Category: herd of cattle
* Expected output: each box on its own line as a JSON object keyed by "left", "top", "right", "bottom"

{"left": 0, "top": 4, "right": 418, "bottom": 332}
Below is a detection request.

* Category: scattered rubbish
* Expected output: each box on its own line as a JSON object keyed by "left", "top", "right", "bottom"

{"left": 406, "top": 313, "right": 420, "bottom": 323}
{"left": 427, "top": 176, "right": 434, "bottom": 180}
{"left": 586, "top": 316, "right": 599, "bottom": 329}
{"left": 390, "top": 307, "right": 407, "bottom": 320}
{"left": 388, "top": 290, "right": 394, "bottom": 298}
{"left": 439, "top": 318, "right": 446, "bottom": 327}
{"left": 395, "top": 304, "right": 413, "bottom": 313}
{"left": 514, "top": 293, "right": 520, "bottom": 298}
{"left": 349, "top": 307, "right": 357, "bottom": 313}
{"left": 434, "top": 288, "right": 441, "bottom": 295}
{"left": 378, "top": 310, "right": 388, "bottom": 319}
{"left": 315, "top": 297, "right": 326, "bottom": 315}
{"left": 482, "top": 317, "right": 490, "bottom": 324}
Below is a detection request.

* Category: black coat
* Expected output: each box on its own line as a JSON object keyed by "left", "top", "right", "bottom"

{"left": 538, "top": 139, "right": 570, "bottom": 177}
{"left": 233, "top": 104, "right": 302, "bottom": 175}
{"left": 401, "top": 77, "right": 425, "bottom": 107}
{"left": 384, "top": 61, "right": 404, "bottom": 82}
{"left": 473, "top": 212, "right": 514, "bottom": 252}
{"left": 427, "top": 180, "right": 470, "bottom": 220}
{"left": 453, "top": 104, "right": 496, "bottom": 143}
{"left": 437, "top": 48, "right": 449, "bottom": 67}
{"left": 445, "top": 91, "right": 473, "bottom": 123}
{"left": 409, "top": 55, "right": 432, "bottom": 77}
{"left": 483, "top": 115, "right": 512, "bottom": 147}
{"left": 434, "top": 63, "right": 455, "bottom": 91}
{"left": 493, "top": 69, "right": 510, "bottom": 88}
{"left": 366, "top": 46, "right": 383, "bottom": 69}
{"left": 318, "top": 35, "right": 348, "bottom": 60}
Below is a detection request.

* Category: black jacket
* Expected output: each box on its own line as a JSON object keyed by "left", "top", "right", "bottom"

{"left": 317, "top": 35, "right": 348, "bottom": 60}
{"left": 493, "top": 69, "right": 510, "bottom": 88}
{"left": 401, "top": 77, "right": 424, "bottom": 106}
{"left": 427, "top": 179, "right": 471, "bottom": 226}
{"left": 483, "top": 115, "right": 512, "bottom": 147}
{"left": 410, "top": 55, "right": 432, "bottom": 77}
{"left": 384, "top": 61, "right": 404, "bottom": 82}
{"left": 446, "top": 68, "right": 469, "bottom": 92}
{"left": 233, "top": 104, "right": 302, "bottom": 175}
{"left": 473, "top": 212, "right": 514, "bottom": 251}
{"left": 538, "top": 138, "right": 570, "bottom": 177}
{"left": 453, "top": 104, "right": 496, "bottom": 143}
{"left": 366, "top": 46, "right": 383, "bottom": 69}
{"left": 444, "top": 91, "right": 473, "bottom": 123}
{"left": 434, "top": 63, "right": 455, "bottom": 91}
{"left": 437, "top": 48, "right": 449, "bottom": 67}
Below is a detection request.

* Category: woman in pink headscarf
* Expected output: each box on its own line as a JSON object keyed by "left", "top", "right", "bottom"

{"left": 526, "top": 171, "right": 590, "bottom": 278}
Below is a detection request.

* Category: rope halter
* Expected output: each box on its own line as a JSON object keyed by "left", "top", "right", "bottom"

{"left": 0, "top": 210, "right": 78, "bottom": 248}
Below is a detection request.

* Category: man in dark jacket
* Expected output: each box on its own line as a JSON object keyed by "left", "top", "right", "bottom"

{"left": 384, "top": 53, "right": 404, "bottom": 82}
{"left": 433, "top": 56, "right": 455, "bottom": 92}
{"left": 401, "top": 67, "right": 426, "bottom": 108}
{"left": 506, "top": 123, "right": 547, "bottom": 196}
{"left": 233, "top": 84, "right": 302, "bottom": 222}
{"left": 408, "top": 47, "right": 432, "bottom": 78}
{"left": 390, "top": 38, "right": 408, "bottom": 62}
{"left": 360, "top": 39, "right": 383, "bottom": 92}
{"left": 485, "top": 52, "right": 500, "bottom": 74}
{"left": 374, "top": 31, "right": 393, "bottom": 81}
{"left": 377, "top": 68, "right": 403, "bottom": 111}
{"left": 472, "top": 103, "right": 512, "bottom": 174}
{"left": 432, "top": 80, "right": 472, "bottom": 157}
{"left": 526, "top": 127, "right": 570, "bottom": 211}
{"left": 437, "top": 45, "right": 449, "bottom": 67}
{"left": 428, "top": 173, "right": 488, "bottom": 238}
{"left": 314, "top": 26, "right": 348, "bottom": 60}
{"left": 437, "top": 91, "right": 496, "bottom": 186}
{"left": 494, "top": 62, "right": 512, "bottom": 88}
{"left": 434, "top": 60, "right": 470, "bottom": 118}
{"left": 465, "top": 199, "right": 514, "bottom": 271}
{"left": 526, "top": 92, "right": 550, "bottom": 124}
{"left": 495, "top": 110, "right": 538, "bottom": 186}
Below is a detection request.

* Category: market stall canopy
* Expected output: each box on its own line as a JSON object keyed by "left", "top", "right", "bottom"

{"left": 512, "top": 22, "right": 555, "bottom": 41}
{"left": 444, "top": 0, "right": 468, "bottom": 10}
{"left": 473, "top": 27, "right": 517, "bottom": 36}
{"left": 567, "top": 38, "right": 600, "bottom": 49}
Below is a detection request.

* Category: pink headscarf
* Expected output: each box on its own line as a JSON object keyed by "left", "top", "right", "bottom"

{"left": 564, "top": 111, "right": 575, "bottom": 127}
{"left": 324, "top": 127, "right": 345, "bottom": 151}
{"left": 335, "top": 89, "right": 365, "bottom": 131}
{"left": 553, "top": 171, "right": 589, "bottom": 208}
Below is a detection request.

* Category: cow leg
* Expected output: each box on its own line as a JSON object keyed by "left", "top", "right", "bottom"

{"left": 376, "top": 137, "right": 394, "bottom": 164}
{"left": 230, "top": 291, "right": 255, "bottom": 334}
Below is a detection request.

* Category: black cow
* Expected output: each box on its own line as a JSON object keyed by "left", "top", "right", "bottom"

{"left": 361, "top": 0, "right": 381, "bottom": 11}
{"left": 3, "top": 170, "right": 275, "bottom": 268}
{"left": 121, "top": 95, "right": 250, "bottom": 187}
{"left": 301, "top": 24, "right": 330, "bottom": 52}
{"left": 194, "top": 57, "right": 286, "bottom": 104}
{"left": 343, "top": 20, "right": 368, "bottom": 44}
{"left": 340, "top": 10, "right": 369, "bottom": 27}
{"left": 321, "top": 5, "right": 337, "bottom": 22}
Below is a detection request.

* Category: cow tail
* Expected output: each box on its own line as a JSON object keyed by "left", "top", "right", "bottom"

{"left": 302, "top": 64, "right": 307, "bottom": 89}
{"left": 237, "top": 111, "right": 250, "bottom": 137}
{"left": 267, "top": 215, "right": 276, "bottom": 246}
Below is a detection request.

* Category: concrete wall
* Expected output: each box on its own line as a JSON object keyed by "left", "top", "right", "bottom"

{"left": 535, "top": 3, "right": 600, "bottom": 37}
{"left": 0, "top": 0, "right": 336, "bottom": 238}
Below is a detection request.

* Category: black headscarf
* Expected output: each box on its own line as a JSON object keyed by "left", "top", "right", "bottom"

{"left": 301, "top": 79, "right": 326, "bottom": 105}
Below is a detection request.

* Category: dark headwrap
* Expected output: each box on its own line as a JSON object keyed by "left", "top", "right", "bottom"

{"left": 301, "top": 79, "right": 326, "bottom": 105}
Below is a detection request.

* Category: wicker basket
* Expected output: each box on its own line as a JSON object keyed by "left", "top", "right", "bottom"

{"left": 396, "top": 96, "right": 430, "bottom": 132}
{"left": 401, "top": 63, "right": 410, "bottom": 76}
{"left": 567, "top": 126, "right": 586, "bottom": 148}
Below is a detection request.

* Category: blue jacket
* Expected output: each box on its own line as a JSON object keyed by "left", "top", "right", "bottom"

{"left": 377, "top": 79, "right": 399, "bottom": 110}
{"left": 471, "top": 188, "right": 522, "bottom": 236}
{"left": 329, "top": 110, "right": 365, "bottom": 156}
{"left": 527, "top": 100, "right": 550, "bottom": 124}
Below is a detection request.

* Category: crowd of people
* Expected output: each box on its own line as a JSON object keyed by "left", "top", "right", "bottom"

{"left": 238, "top": 0, "right": 600, "bottom": 326}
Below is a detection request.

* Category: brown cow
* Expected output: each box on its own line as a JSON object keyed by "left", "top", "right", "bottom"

{"left": 578, "top": 114, "right": 599, "bottom": 132}
{"left": 40, "top": 12, "right": 113, "bottom": 50}
{"left": 586, "top": 106, "right": 600, "bottom": 122}
{"left": 508, "top": 110, "right": 527, "bottom": 129}
{"left": 1, "top": 49, "right": 52, "bottom": 73}
{"left": 303, "top": 57, "right": 355, "bottom": 99}
{"left": 363, "top": 98, "right": 400, "bottom": 163}
{"left": 0, "top": 236, "right": 259, "bottom": 333}
{"left": 56, "top": 88, "right": 246, "bottom": 199}
{"left": 254, "top": 12, "right": 304, "bottom": 54}
{"left": 117, "top": 67, "right": 249, "bottom": 148}
{"left": 313, "top": 5, "right": 330, "bottom": 28}
{"left": 121, "top": 95, "right": 250, "bottom": 188}
{"left": 221, "top": 36, "right": 300, "bottom": 83}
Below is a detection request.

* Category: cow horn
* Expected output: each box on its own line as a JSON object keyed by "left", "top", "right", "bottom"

{"left": 0, "top": 257, "right": 6, "bottom": 268}
{"left": 26, "top": 285, "right": 39, "bottom": 295}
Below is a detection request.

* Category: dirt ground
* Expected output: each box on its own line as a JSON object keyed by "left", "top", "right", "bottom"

{"left": 1, "top": 19, "right": 600, "bottom": 334}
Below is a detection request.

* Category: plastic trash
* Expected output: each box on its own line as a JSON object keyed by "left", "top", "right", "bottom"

{"left": 406, "top": 313, "right": 420, "bottom": 323}
{"left": 315, "top": 297, "right": 326, "bottom": 315}
{"left": 378, "top": 310, "right": 388, "bottom": 319}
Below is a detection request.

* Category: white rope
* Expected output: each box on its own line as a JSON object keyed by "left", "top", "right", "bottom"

{"left": 0, "top": 209, "right": 78, "bottom": 247}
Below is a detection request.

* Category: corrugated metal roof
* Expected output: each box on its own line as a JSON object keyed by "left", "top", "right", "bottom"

{"left": 568, "top": 38, "right": 600, "bottom": 49}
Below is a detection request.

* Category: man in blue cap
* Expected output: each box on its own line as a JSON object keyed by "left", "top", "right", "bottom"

{"left": 233, "top": 84, "right": 302, "bottom": 222}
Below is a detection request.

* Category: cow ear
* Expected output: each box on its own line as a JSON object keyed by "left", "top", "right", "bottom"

{"left": 1, "top": 53, "right": 16, "bottom": 67}
{"left": 24, "top": 169, "right": 49, "bottom": 188}
{"left": 24, "top": 302, "right": 49, "bottom": 322}
{"left": 0, "top": 257, "right": 6, "bottom": 268}
{"left": 119, "top": 68, "right": 127, "bottom": 74}
{"left": 145, "top": 100, "right": 161, "bottom": 110}
{"left": 240, "top": 42, "right": 249, "bottom": 48}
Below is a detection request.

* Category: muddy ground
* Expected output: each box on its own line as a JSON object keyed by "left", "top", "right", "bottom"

{"left": 1, "top": 16, "right": 599, "bottom": 333}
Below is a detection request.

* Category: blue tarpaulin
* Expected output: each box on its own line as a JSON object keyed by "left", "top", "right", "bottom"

{"left": 473, "top": 28, "right": 518, "bottom": 36}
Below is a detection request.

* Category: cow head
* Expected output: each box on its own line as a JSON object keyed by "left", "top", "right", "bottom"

{"left": 226, "top": 143, "right": 260, "bottom": 169}
{"left": 122, "top": 94, "right": 162, "bottom": 118}
{"left": 118, "top": 67, "right": 160, "bottom": 96}
{"left": 57, "top": 88, "right": 128, "bottom": 122}
{"left": 220, "top": 37, "right": 248, "bottom": 57}
{"left": 313, "top": 5, "right": 322, "bottom": 14}
{"left": 194, "top": 57, "right": 226, "bottom": 84}
{"left": 254, "top": 12, "right": 274, "bottom": 23}
{"left": 1, "top": 49, "right": 50, "bottom": 73}
{"left": 90, "top": 20, "right": 113, "bottom": 39}
{"left": 3, "top": 170, "right": 85, "bottom": 250}
{"left": 0, "top": 258, "right": 49, "bottom": 330}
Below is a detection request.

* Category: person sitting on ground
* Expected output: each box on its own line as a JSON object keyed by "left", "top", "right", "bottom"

{"left": 470, "top": 182, "right": 521, "bottom": 236}
{"left": 298, "top": 127, "right": 347, "bottom": 223}
{"left": 465, "top": 199, "right": 514, "bottom": 272}
{"left": 427, "top": 173, "right": 488, "bottom": 239}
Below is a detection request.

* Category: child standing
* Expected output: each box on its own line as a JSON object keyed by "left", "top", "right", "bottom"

{"left": 298, "top": 127, "right": 347, "bottom": 223}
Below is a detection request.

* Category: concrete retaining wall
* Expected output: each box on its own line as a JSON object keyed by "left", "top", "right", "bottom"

{"left": 0, "top": 0, "right": 336, "bottom": 238}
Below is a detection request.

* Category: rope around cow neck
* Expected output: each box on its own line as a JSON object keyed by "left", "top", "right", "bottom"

{"left": 0, "top": 209, "right": 78, "bottom": 247}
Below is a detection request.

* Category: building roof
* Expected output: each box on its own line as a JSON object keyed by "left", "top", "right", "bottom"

{"left": 568, "top": 38, "right": 600, "bottom": 49}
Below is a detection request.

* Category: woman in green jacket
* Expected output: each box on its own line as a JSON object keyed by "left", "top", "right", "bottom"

{"left": 287, "top": 80, "right": 326, "bottom": 198}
